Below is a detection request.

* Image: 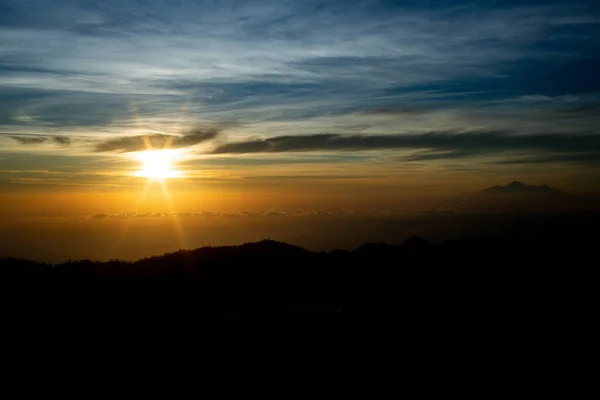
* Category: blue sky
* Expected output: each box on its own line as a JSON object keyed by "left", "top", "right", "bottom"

{"left": 1, "top": 0, "right": 599, "bottom": 195}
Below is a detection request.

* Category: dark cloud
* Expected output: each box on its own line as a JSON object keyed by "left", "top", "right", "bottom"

{"left": 94, "top": 127, "right": 221, "bottom": 153}
{"left": 51, "top": 136, "right": 71, "bottom": 145}
{"left": 9, "top": 136, "right": 48, "bottom": 144}
{"left": 492, "top": 153, "right": 600, "bottom": 165}
{"left": 405, "top": 150, "right": 477, "bottom": 162}
{"left": 170, "top": 128, "right": 221, "bottom": 147}
{"left": 553, "top": 104, "right": 600, "bottom": 118}
{"left": 8, "top": 135, "right": 71, "bottom": 146}
{"left": 94, "top": 134, "right": 166, "bottom": 153}
{"left": 209, "top": 131, "right": 600, "bottom": 161}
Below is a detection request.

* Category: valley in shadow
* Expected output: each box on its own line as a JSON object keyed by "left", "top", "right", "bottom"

{"left": 2, "top": 211, "right": 598, "bottom": 316}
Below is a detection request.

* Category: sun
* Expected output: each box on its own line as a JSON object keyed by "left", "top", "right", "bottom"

{"left": 132, "top": 149, "right": 182, "bottom": 179}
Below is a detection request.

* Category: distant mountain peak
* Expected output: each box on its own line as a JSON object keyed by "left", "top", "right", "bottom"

{"left": 508, "top": 181, "right": 526, "bottom": 187}
{"left": 482, "top": 181, "right": 569, "bottom": 198}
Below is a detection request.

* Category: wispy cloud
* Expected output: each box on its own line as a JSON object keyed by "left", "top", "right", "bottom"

{"left": 1, "top": 1, "right": 598, "bottom": 131}
{"left": 9, "top": 136, "right": 48, "bottom": 145}
{"left": 357, "top": 107, "right": 426, "bottom": 116}
{"left": 9, "top": 135, "right": 71, "bottom": 145}
{"left": 94, "top": 127, "right": 221, "bottom": 153}
{"left": 210, "top": 130, "right": 600, "bottom": 157}
{"left": 491, "top": 153, "right": 600, "bottom": 165}
{"left": 52, "top": 136, "right": 71, "bottom": 145}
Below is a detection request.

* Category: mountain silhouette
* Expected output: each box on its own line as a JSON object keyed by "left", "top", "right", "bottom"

{"left": 238, "top": 239, "right": 309, "bottom": 256}
{"left": 481, "top": 181, "right": 571, "bottom": 199}
{"left": 2, "top": 230, "right": 597, "bottom": 315}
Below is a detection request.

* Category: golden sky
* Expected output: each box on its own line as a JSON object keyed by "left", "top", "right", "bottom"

{"left": 1, "top": 0, "right": 599, "bottom": 262}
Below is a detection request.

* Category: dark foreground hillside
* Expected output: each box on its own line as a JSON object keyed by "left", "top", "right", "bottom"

{"left": 1, "top": 230, "right": 597, "bottom": 317}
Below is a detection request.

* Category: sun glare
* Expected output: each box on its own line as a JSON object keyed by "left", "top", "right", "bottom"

{"left": 133, "top": 150, "right": 183, "bottom": 179}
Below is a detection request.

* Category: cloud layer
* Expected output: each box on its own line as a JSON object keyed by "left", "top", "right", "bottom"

{"left": 1, "top": 0, "right": 599, "bottom": 135}
{"left": 94, "top": 128, "right": 221, "bottom": 153}
{"left": 1, "top": 1, "right": 599, "bottom": 190}
{"left": 10, "top": 135, "right": 71, "bottom": 146}
{"left": 210, "top": 131, "right": 600, "bottom": 164}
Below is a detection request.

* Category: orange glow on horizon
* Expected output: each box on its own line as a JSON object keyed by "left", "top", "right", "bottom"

{"left": 118, "top": 149, "right": 189, "bottom": 253}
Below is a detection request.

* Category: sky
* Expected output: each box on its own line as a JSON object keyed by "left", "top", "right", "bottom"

{"left": 1, "top": 0, "right": 600, "bottom": 227}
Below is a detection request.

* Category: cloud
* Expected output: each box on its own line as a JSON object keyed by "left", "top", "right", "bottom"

{"left": 94, "top": 127, "right": 221, "bottom": 153}
{"left": 8, "top": 135, "right": 71, "bottom": 146}
{"left": 553, "top": 103, "right": 600, "bottom": 117}
{"left": 52, "top": 136, "right": 71, "bottom": 145}
{"left": 1, "top": 0, "right": 599, "bottom": 174}
{"left": 492, "top": 153, "right": 600, "bottom": 165}
{"left": 84, "top": 209, "right": 371, "bottom": 219}
{"left": 10, "top": 136, "right": 48, "bottom": 145}
{"left": 405, "top": 150, "right": 477, "bottom": 162}
{"left": 209, "top": 131, "right": 600, "bottom": 160}
{"left": 170, "top": 128, "right": 221, "bottom": 147}
{"left": 358, "top": 107, "right": 425, "bottom": 115}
